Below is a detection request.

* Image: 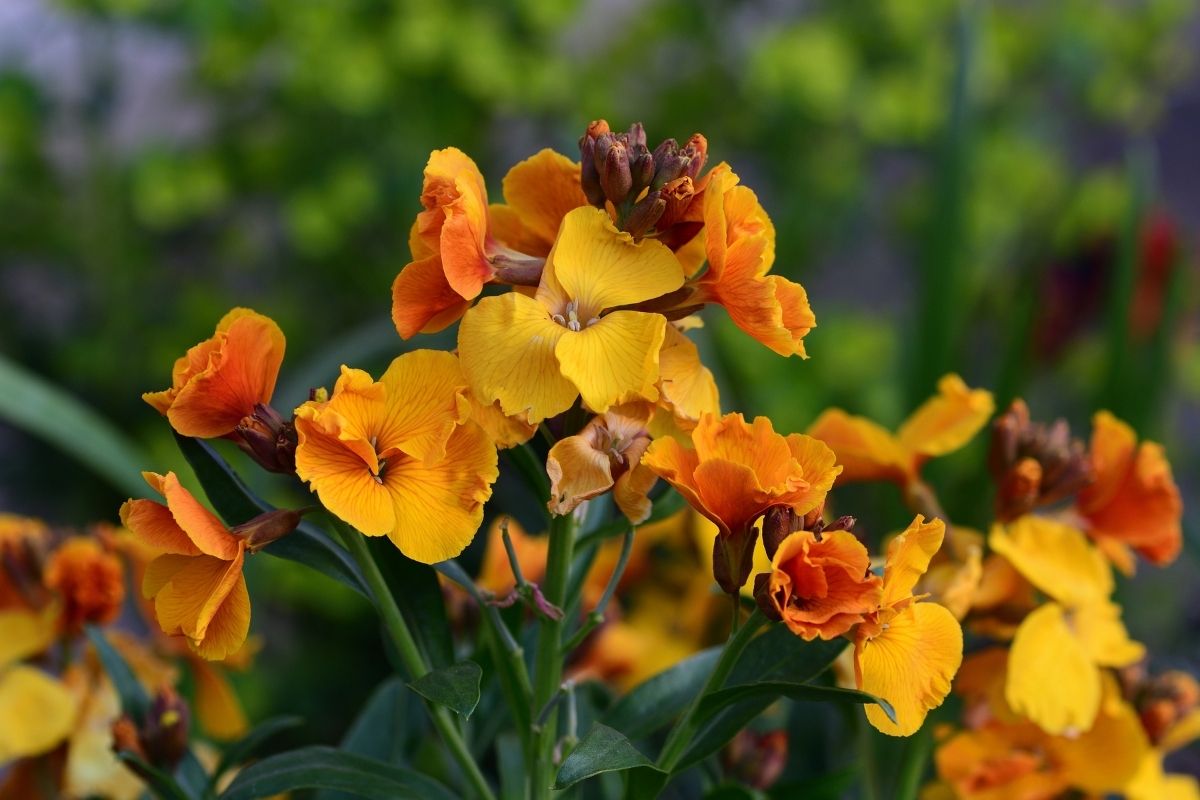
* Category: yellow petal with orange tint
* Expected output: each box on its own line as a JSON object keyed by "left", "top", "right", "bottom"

{"left": 1052, "top": 680, "right": 1149, "bottom": 794}
{"left": 614, "top": 462, "right": 657, "bottom": 525}
{"left": 458, "top": 292, "right": 576, "bottom": 423}
{"left": 988, "top": 516, "right": 1112, "bottom": 607}
{"left": 457, "top": 392, "right": 537, "bottom": 449}
{"left": 896, "top": 374, "right": 994, "bottom": 459}
{"left": 501, "top": 149, "right": 587, "bottom": 255}
{"left": 120, "top": 498, "right": 202, "bottom": 556}
{"left": 807, "top": 409, "right": 911, "bottom": 485}
{"left": 156, "top": 472, "right": 241, "bottom": 560}
{"left": 293, "top": 415, "right": 395, "bottom": 537}
{"left": 640, "top": 435, "right": 705, "bottom": 515}
{"left": 1072, "top": 599, "right": 1144, "bottom": 667}
{"left": 855, "top": 602, "right": 962, "bottom": 736}
{"left": 376, "top": 350, "right": 467, "bottom": 467}
{"left": 783, "top": 433, "right": 842, "bottom": 517}
{"left": 546, "top": 434, "right": 614, "bottom": 517}
{"left": 1005, "top": 602, "right": 1101, "bottom": 735}
{"left": 545, "top": 207, "right": 684, "bottom": 316}
{"left": 152, "top": 552, "right": 242, "bottom": 641}
{"left": 881, "top": 515, "right": 946, "bottom": 609}
{"left": 555, "top": 311, "right": 666, "bottom": 414}
{"left": 657, "top": 324, "right": 720, "bottom": 428}
{"left": 191, "top": 570, "right": 250, "bottom": 661}
{"left": 0, "top": 665, "right": 77, "bottom": 762}
{"left": 382, "top": 422, "right": 498, "bottom": 564}
{"left": 190, "top": 658, "right": 248, "bottom": 740}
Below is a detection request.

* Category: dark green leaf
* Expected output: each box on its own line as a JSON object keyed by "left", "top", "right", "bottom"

{"left": 315, "top": 678, "right": 410, "bottom": 800}
{"left": 116, "top": 752, "right": 192, "bottom": 800}
{"left": 211, "top": 716, "right": 303, "bottom": 787}
{"left": 85, "top": 625, "right": 149, "bottom": 721}
{"left": 176, "top": 750, "right": 209, "bottom": 796}
{"left": 727, "top": 625, "right": 848, "bottom": 686}
{"left": 174, "top": 434, "right": 368, "bottom": 598}
{"left": 768, "top": 766, "right": 859, "bottom": 800}
{"left": 366, "top": 537, "right": 455, "bottom": 669}
{"left": 602, "top": 648, "right": 720, "bottom": 740}
{"left": 408, "top": 661, "right": 482, "bottom": 719}
{"left": 554, "top": 724, "right": 662, "bottom": 790}
{"left": 0, "top": 356, "right": 149, "bottom": 496}
{"left": 218, "top": 746, "right": 458, "bottom": 800}
{"left": 697, "top": 682, "right": 895, "bottom": 726}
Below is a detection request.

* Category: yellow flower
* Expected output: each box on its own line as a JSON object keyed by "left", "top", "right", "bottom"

{"left": 989, "top": 515, "right": 1143, "bottom": 735}
{"left": 808, "top": 374, "right": 993, "bottom": 488}
{"left": 853, "top": 516, "right": 963, "bottom": 736}
{"left": 294, "top": 350, "right": 499, "bottom": 564}
{"left": 458, "top": 206, "right": 684, "bottom": 423}
{"left": 546, "top": 410, "right": 657, "bottom": 524}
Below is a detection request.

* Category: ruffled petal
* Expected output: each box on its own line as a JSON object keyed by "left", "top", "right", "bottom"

{"left": 500, "top": 149, "right": 587, "bottom": 255}
{"left": 190, "top": 568, "right": 250, "bottom": 661}
{"left": 988, "top": 516, "right": 1112, "bottom": 607}
{"left": 896, "top": 374, "right": 994, "bottom": 459}
{"left": 656, "top": 324, "right": 720, "bottom": 429}
{"left": 120, "top": 498, "right": 202, "bottom": 556}
{"left": 546, "top": 432, "right": 615, "bottom": 516}
{"left": 881, "top": 515, "right": 946, "bottom": 609}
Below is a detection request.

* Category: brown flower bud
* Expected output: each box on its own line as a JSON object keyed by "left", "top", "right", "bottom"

{"left": 627, "top": 122, "right": 646, "bottom": 150}
{"left": 655, "top": 176, "right": 695, "bottom": 230}
{"left": 232, "top": 508, "right": 304, "bottom": 554}
{"left": 579, "top": 125, "right": 607, "bottom": 208}
{"left": 722, "top": 729, "right": 788, "bottom": 790}
{"left": 622, "top": 193, "right": 666, "bottom": 239}
{"left": 600, "top": 140, "right": 632, "bottom": 206}
{"left": 713, "top": 526, "right": 759, "bottom": 595}
{"left": 761, "top": 506, "right": 801, "bottom": 562}
{"left": 234, "top": 403, "right": 298, "bottom": 474}
{"left": 988, "top": 399, "right": 1093, "bottom": 521}
{"left": 753, "top": 573, "right": 782, "bottom": 621}
{"left": 628, "top": 144, "right": 655, "bottom": 195}
{"left": 111, "top": 716, "right": 147, "bottom": 761}
{"left": 142, "top": 687, "right": 190, "bottom": 767}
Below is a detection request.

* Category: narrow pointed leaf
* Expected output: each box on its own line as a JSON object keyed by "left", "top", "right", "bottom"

{"left": 211, "top": 716, "right": 304, "bottom": 787}
{"left": 218, "top": 746, "right": 458, "bottom": 800}
{"left": 408, "top": 661, "right": 482, "bottom": 719}
{"left": 602, "top": 648, "right": 720, "bottom": 739}
{"left": 697, "top": 682, "right": 895, "bottom": 725}
{"left": 85, "top": 625, "right": 150, "bottom": 721}
{"left": 554, "top": 724, "right": 663, "bottom": 790}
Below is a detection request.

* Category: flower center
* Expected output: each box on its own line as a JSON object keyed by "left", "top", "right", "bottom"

{"left": 551, "top": 301, "right": 599, "bottom": 332}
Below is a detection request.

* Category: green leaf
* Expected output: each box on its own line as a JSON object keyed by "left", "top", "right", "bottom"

{"left": 174, "top": 434, "right": 368, "bottom": 598}
{"left": 211, "top": 716, "right": 303, "bottom": 788}
{"left": 85, "top": 625, "right": 150, "bottom": 721}
{"left": 553, "top": 724, "right": 663, "bottom": 790}
{"left": 697, "top": 682, "right": 895, "bottom": 726}
{"left": 408, "top": 661, "right": 482, "bottom": 719}
{"left": 366, "top": 537, "right": 455, "bottom": 669}
{"left": 602, "top": 648, "right": 720, "bottom": 740}
{"left": 218, "top": 746, "right": 458, "bottom": 800}
{"left": 496, "top": 732, "right": 526, "bottom": 800}
{"left": 315, "top": 678, "right": 411, "bottom": 800}
{"left": 768, "top": 766, "right": 858, "bottom": 800}
{"left": 0, "top": 356, "right": 149, "bottom": 496}
{"left": 115, "top": 752, "right": 192, "bottom": 800}
{"left": 728, "top": 625, "right": 848, "bottom": 685}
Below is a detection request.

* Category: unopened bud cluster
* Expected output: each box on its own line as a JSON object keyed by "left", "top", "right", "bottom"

{"left": 988, "top": 399, "right": 1093, "bottom": 522}
{"left": 579, "top": 120, "right": 708, "bottom": 239}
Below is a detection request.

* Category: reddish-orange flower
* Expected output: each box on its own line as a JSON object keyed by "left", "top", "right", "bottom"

{"left": 43, "top": 537, "right": 125, "bottom": 634}
{"left": 1076, "top": 411, "right": 1182, "bottom": 573}
{"left": 143, "top": 308, "right": 285, "bottom": 439}
{"left": 763, "top": 530, "right": 882, "bottom": 640}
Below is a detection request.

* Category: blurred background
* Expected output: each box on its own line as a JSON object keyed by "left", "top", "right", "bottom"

{"left": 0, "top": 0, "right": 1198, "bottom": 770}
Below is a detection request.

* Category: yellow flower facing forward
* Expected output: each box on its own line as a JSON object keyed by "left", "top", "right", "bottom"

{"left": 294, "top": 350, "right": 499, "bottom": 564}
{"left": 120, "top": 472, "right": 251, "bottom": 660}
{"left": 808, "top": 374, "right": 994, "bottom": 489}
{"left": 853, "top": 515, "right": 963, "bottom": 737}
{"left": 990, "top": 515, "right": 1144, "bottom": 735}
{"left": 458, "top": 206, "right": 685, "bottom": 423}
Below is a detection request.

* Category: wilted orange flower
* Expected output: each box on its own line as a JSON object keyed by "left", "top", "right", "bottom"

{"left": 392, "top": 147, "right": 587, "bottom": 338}
{"left": 294, "top": 350, "right": 499, "bottom": 564}
{"left": 808, "top": 374, "right": 993, "bottom": 489}
{"left": 459, "top": 207, "right": 684, "bottom": 423}
{"left": 688, "top": 163, "right": 815, "bottom": 357}
{"left": 143, "top": 308, "right": 285, "bottom": 439}
{"left": 43, "top": 537, "right": 125, "bottom": 634}
{"left": 853, "top": 515, "right": 963, "bottom": 737}
{"left": 643, "top": 412, "right": 840, "bottom": 592}
{"left": 762, "top": 529, "right": 882, "bottom": 640}
{"left": 990, "top": 515, "right": 1143, "bottom": 735}
{"left": 547, "top": 410, "right": 657, "bottom": 524}
{"left": 120, "top": 472, "right": 250, "bottom": 660}
{"left": 1076, "top": 411, "right": 1182, "bottom": 573}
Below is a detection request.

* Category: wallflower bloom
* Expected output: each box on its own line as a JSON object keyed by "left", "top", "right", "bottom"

{"left": 546, "top": 410, "right": 657, "bottom": 523}
{"left": 294, "top": 350, "right": 499, "bottom": 563}
{"left": 643, "top": 412, "right": 840, "bottom": 592}
{"left": 808, "top": 374, "right": 993, "bottom": 489}
{"left": 43, "top": 537, "right": 125, "bottom": 634}
{"left": 990, "top": 515, "right": 1144, "bottom": 735}
{"left": 120, "top": 472, "right": 250, "bottom": 660}
{"left": 762, "top": 529, "right": 882, "bottom": 640}
{"left": 689, "top": 163, "right": 816, "bottom": 357}
{"left": 853, "top": 516, "right": 963, "bottom": 736}
{"left": 143, "top": 308, "right": 285, "bottom": 439}
{"left": 459, "top": 206, "right": 684, "bottom": 422}
{"left": 1076, "top": 411, "right": 1182, "bottom": 573}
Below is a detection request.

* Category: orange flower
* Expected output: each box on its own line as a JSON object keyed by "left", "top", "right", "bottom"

{"left": 392, "top": 148, "right": 587, "bottom": 338}
{"left": 43, "top": 537, "right": 125, "bottom": 634}
{"left": 1076, "top": 411, "right": 1182, "bottom": 573}
{"left": 547, "top": 410, "right": 657, "bottom": 524}
{"left": 294, "top": 350, "right": 499, "bottom": 564}
{"left": 762, "top": 529, "right": 882, "bottom": 640}
{"left": 642, "top": 412, "right": 840, "bottom": 592}
{"left": 853, "top": 516, "right": 963, "bottom": 736}
{"left": 119, "top": 472, "right": 250, "bottom": 661}
{"left": 688, "top": 163, "right": 815, "bottom": 357}
{"left": 809, "top": 374, "right": 994, "bottom": 488}
{"left": 143, "top": 308, "right": 285, "bottom": 439}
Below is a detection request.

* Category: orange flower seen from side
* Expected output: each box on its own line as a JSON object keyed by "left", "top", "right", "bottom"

{"left": 294, "top": 350, "right": 499, "bottom": 564}
{"left": 763, "top": 529, "right": 882, "bottom": 640}
{"left": 143, "top": 308, "right": 285, "bottom": 439}
{"left": 1076, "top": 410, "right": 1182, "bottom": 573}
{"left": 808, "top": 373, "right": 994, "bottom": 487}
{"left": 546, "top": 410, "right": 657, "bottom": 524}
{"left": 43, "top": 537, "right": 125, "bottom": 634}
{"left": 119, "top": 471, "right": 250, "bottom": 661}
{"left": 642, "top": 411, "right": 840, "bottom": 592}
{"left": 458, "top": 206, "right": 684, "bottom": 423}
{"left": 853, "top": 515, "right": 963, "bottom": 736}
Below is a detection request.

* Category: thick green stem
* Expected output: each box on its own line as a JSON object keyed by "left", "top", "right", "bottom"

{"left": 529, "top": 512, "right": 578, "bottom": 799}
{"left": 333, "top": 522, "right": 496, "bottom": 800}
{"left": 656, "top": 609, "right": 767, "bottom": 775}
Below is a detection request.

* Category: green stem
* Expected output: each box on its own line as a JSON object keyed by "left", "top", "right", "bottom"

{"left": 530, "top": 512, "right": 578, "bottom": 799}
{"left": 656, "top": 609, "right": 767, "bottom": 775}
{"left": 561, "top": 524, "right": 635, "bottom": 655}
{"left": 333, "top": 522, "right": 497, "bottom": 800}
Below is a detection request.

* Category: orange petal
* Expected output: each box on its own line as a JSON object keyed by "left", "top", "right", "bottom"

{"left": 657, "top": 324, "right": 720, "bottom": 429}
{"left": 391, "top": 254, "right": 470, "bottom": 339}
{"left": 783, "top": 433, "right": 842, "bottom": 517}
{"left": 154, "top": 472, "right": 240, "bottom": 560}
{"left": 419, "top": 148, "right": 493, "bottom": 299}
{"left": 500, "top": 149, "right": 587, "bottom": 256}
{"left": 555, "top": 311, "right": 666, "bottom": 414}
{"left": 770, "top": 530, "right": 881, "bottom": 640}
{"left": 376, "top": 350, "right": 468, "bottom": 467}
{"left": 457, "top": 292, "right": 576, "bottom": 423}
{"left": 807, "top": 409, "right": 912, "bottom": 485}
{"left": 294, "top": 412, "right": 395, "bottom": 537}
{"left": 151, "top": 550, "right": 243, "bottom": 644}
{"left": 896, "top": 374, "right": 994, "bottom": 460}
{"left": 614, "top": 458, "right": 658, "bottom": 525}
{"left": 546, "top": 431, "right": 615, "bottom": 517}
{"left": 880, "top": 515, "right": 946, "bottom": 609}
{"left": 641, "top": 435, "right": 706, "bottom": 518}
{"left": 191, "top": 568, "right": 251, "bottom": 661}
{"left": 456, "top": 392, "right": 537, "bottom": 449}
{"left": 119, "top": 498, "right": 202, "bottom": 556}
{"left": 190, "top": 658, "right": 249, "bottom": 740}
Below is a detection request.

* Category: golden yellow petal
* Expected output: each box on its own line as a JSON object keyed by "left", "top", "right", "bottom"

{"left": 546, "top": 433, "right": 615, "bottom": 516}
{"left": 376, "top": 350, "right": 467, "bottom": 467}
{"left": 807, "top": 408, "right": 912, "bottom": 485}
{"left": 989, "top": 516, "right": 1113, "bottom": 607}
{"left": 0, "top": 606, "right": 57, "bottom": 670}
{"left": 1051, "top": 682, "right": 1149, "bottom": 795}
{"left": 190, "top": 658, "right": 249, "bottom": 740}
{"left": 0, "top": 665, "right": 77, "bottom": 762}
{"left": 1072, "top": 599, "right": 1145, "bottom": 667}
{"left": 555, "top": 311, "right": 666, "bottom": 414}
{"left": 500, "top": 149, "right": 587, "bottom": 255}
{"left": 896, "top": 373, "right": 994, "bottom": 459}
{"left": 881, "top": 515, "right": 946, "bottom": 609}
{"left": 1005, "top": 602, "right": 1100, "bottom": 735}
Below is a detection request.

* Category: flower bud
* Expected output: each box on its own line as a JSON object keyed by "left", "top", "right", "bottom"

{"left": 232, "top": 508, "right": 304, "bottom": 554}
{"left": 761, "top": 506, "right": 800, "bottom": 562}
{"left": 622, "top": 193, "right": 666, "bottom": 239}
{"left": 600, "top": 140, "right": 633, "bottom": 206}
{"left": 682, "top": 133, "right": 708, "bottom": 179}
{"left": 655, "top": 176, "right": 695, "bottom": 230}
{"left": 579, "top": 122, "right": 608, "bottom": 208}
{"left": 713, "top": 526, "right": 759, "bottom": 595}
{"left": 627, "top": 121, "right": 646, "bottom": 150}
{"left": 753, "top": 573, "right": 782, "bottom": 621}
{"left": 234, "top": 403, "right": 298, "bottom": 474}
{"left": 628, "top": 144, "right": 655, "bottom": 195}
{"left": 142, "top": 687, "right": 190, "bottom": 767}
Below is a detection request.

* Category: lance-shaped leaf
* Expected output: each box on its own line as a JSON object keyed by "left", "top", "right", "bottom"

{"left": 554, "top": 724, "right": 663, "bottom": 790}
{"left": 408, "top": 661, "right": 483, "bottom": 719}
{"left": 219, "top": 746, "right": 458, "bottom": 800}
